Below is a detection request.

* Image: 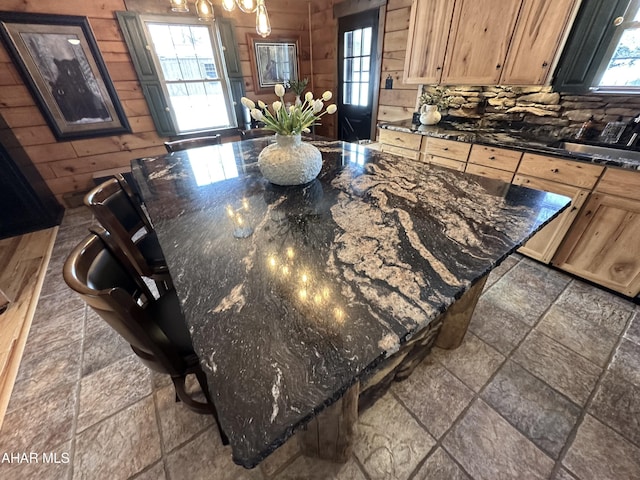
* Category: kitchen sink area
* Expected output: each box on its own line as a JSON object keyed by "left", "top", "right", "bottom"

{"left": 554, "top": 141, "right": 640, "bottom": 163}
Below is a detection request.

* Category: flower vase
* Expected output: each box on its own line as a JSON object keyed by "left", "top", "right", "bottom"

{"left": 420, "top": 105, "right": 441, "bottom": 125}
{"left": 258, "top": 133, "right": 322, "bottom": 186}
{"left": 294, "top": 95, "right": 302, "bottom": 106}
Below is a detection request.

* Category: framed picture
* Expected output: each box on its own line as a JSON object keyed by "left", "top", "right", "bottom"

{"left": 0, "top": 12, "right": 130, "bottom": 140}
{"left": 247, "top": 34, "right": 300, "bottom": 94}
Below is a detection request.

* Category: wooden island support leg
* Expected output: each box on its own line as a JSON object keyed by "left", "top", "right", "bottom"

{"left": 435, "top": 275, "right": 488, "bottom": 349}
{"left": 299, "top": 382, "right": 359, "bottom": 463}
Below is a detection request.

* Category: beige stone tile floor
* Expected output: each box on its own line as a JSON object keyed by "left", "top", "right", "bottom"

{"left": 0, "top": 207, "right": 639, "bottom": 480}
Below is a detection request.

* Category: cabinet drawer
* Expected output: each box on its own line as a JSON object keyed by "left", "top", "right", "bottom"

{"left": 422, "top": 137, "right": 471, "bottom": 162}
{"left": 379, "top": 129, "right": 423, "bottom": 151}
{"left": 595, "top": 167, "right": 640, "bottom": 202}
{"left": 465, "top": 163, "right": 514, "bottom": 182}
{"left": 424, "top": 154, "right": 466, "bottom": 172}
{"left": 381, "top": 144, "right": 420, "bottom": 161}
{"left": 517, "top": 153, "right": 604, "bottom": 189}
{"left": 468, "top": 144, "right": 522, "bottom": 171}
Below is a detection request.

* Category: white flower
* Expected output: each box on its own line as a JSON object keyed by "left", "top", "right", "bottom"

{"left": 305, "top": 91, "right": 314, "bottom": 102}
{"left": 289, "top": 105, "right": 295, "bottom": 113}
{"left": 241, "top": 97, "right": 255, "bottom": 109}
{"left": 250, "top": 108, "right": 264, "bottom": 121}
{"left": 326, "top": 104, "right": 337, "bottom": 114}
{"left": 322, "top": 91, "right": 332, "bottom": 101}
{"left": 272, "top": 101, "right": 282, "bottom": 112}
{"left": 313, "top": 100, "right": 323, "bottom": 113}
{"left": 302, "top": 128, "right": 311, "bottom": 133}
{"left": 257, "top": 100, "right": 266, "bottom": 109}
{"left": 274, "top": 84, "right": 285, "bottom": 97}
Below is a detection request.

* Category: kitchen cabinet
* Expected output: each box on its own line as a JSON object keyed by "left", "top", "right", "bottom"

{"left": 403, "top": 0, "right": 455, "bottom": 84}
{"left": 465, "top": 144, "right": 522, "bottom": 182}
{"left": 553, "top": 168, "right": 640, "bottom": 297}
{"left": 403, "top": 0, "right": 578, "bottom": 85}
{"left": 501, "top": 0, "right": 578, "bottom": 84}
{"left": 420, "top": 137, "right": 470, "bottom": 171}
{"left": 517, "top": 153, "right": 604, "bottom": 190}
{"left": 513, "top": 175, "right": 588, "bottom": 263}
{"left": 441, "top": 0, "right": 521, "bottom": 85}
{"left": 378, "top": 129, "right": 422, "bottom": 160}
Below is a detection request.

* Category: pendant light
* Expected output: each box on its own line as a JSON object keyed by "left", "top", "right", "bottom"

{"left": 256, "top": 0, "right": 271, "bottom": 37}
{"left": 237, "top": 0, "right": 258, "bottom": 13}
{"left": 221, "top": 0, "right": 236, "bottom": 11}
{"left": 170, "top": 0, "right": 189, "bottom": 12}
{"left": 195, "top": 0, "right": 215, "bottom": 21}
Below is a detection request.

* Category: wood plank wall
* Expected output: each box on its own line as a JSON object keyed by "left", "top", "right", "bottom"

{"left": 309, "top": 0, "right": 416, "bottom": 139}
{"left": 0, "top": 0, "right": 311, "bottom": 205}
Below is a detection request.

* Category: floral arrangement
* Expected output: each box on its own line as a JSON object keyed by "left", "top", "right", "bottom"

{"left": 241, "top": 84, "right": 337, "bottom": 135}
{"left": 285, "top": 78, "right": 309, "bottom": 96}
{"left": 419, "top": 86, "right": 451, "bottom": 110}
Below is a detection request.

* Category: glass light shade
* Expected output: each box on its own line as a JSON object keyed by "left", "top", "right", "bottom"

{"left": 222, "top": 0, "right": 236, "bottom": 11}
{"left": 237, "top": 0, "right": 258, "bottom": 13}
{"left": 169, "top": 0, "right": 189, "bottom": 12}
{"left": 195, "top": 0, "right": 215, "bottom": 21}
{"left": 256, "top": 0, "right": 271, "bottom": 37}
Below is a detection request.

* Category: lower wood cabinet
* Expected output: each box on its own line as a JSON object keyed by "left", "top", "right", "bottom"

{"left": 512, "top": 175, "right": 588, "bottom": 264}
{"left": 553, "top": 193, "right": 640, "bottom": 297}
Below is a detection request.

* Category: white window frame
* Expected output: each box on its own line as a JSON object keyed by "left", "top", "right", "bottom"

{"left": 593, "top": 0, "right": 640, "bottom": 93}
{"left": 139, "top": 14, "right": 237, "bottom": 133}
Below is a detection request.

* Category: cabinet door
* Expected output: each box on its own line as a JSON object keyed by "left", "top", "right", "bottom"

{"left": 441, "top": 0, "right": 521, "bottom": 85}
{"left": 403, "top": 0, "right": 455, "bottom": 84}
{"left": 501, "top": 0, "right": 578, "bottom": 85}
{"left": 513, "top": 175, "right": 588, "bottom": 264}
{"left": 553, "top": 193, "right": 640, "bottom": 297}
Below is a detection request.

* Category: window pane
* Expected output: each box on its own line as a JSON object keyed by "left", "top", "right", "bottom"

{"left": 344, "top": 31, "right": 353, "bottom": 57}
{"left": 344, "top": 59, "right": 353, "bottom": 81}
{"left": 344, "top": 82, "right": 351, "bottom": 104}
{"left": 599, "top": 28, "right": 640, "bottom": 86}
{"left": 362, "top": 27, "right": 372, "bottom": 56}
{"left": 353, "top": 29, "right": 362, "bottom": 57}
{"left": 351, "top": 82, "right": 360, "bottom": 105}
{"left": 362, "top": 56, "right": 370, "bottom": 73}
{"left": 168, "top": 81, "right": 230, "bottom": 131}
{"left": 359, "top": 82, "right": 368, "bottom": 106}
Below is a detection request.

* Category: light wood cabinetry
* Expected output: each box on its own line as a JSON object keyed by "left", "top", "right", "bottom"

{"left": 553, "top": 169, "right": 640, "bottom": 297}
{"left": 517, "top": 153, "right": 604, "bottom": 189}
{"left": 403, "top": 0, "right": 577, "bottom": 85}
{"left": 420, "top": 137, "right": 470, "bottom": 171}
{"left": 465, "top": 144, "right": 522, "bottom": 182}
{"left": 403, "top": 0, "right": 455, "bottom": 84}
{"left": 441, "top": 0, "right": 521, "bottom": 85}
{"left": 501, "top": 0, "right": 578, "bottom": 85}
{"left": 513, "top": 175, "right": 588, "bottom": 263}
{"left": 379, "top": 129, "right": 422, "bottom": 160}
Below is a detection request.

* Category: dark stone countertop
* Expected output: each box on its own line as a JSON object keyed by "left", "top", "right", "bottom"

{"left": 379, "top": 119, "right": 640, "bottom": 171}
{"left": 131, "top": 138, "right": 570, "bottom": 468}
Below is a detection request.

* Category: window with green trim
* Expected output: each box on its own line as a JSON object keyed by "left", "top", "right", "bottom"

{"left": 140, "top": 15, "right": 236, "bottom": 133}
{"left": 595, "top": 0, "right": 640, "bottom": 89}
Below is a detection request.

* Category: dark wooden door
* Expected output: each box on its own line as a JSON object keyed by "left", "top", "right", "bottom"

{"left": 337, "top": 10, "right": 379, "bottom": 142}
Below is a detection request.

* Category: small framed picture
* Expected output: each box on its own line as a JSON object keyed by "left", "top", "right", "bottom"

{"left": 247, "top": 34, "right": 300, "bottom": 94}
{"left": 0, "top": 12, "right": 130, "bottom": 140}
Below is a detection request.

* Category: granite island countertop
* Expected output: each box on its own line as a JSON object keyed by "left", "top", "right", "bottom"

{"left": 131, "top": 139, "right": 571, "bottom": 468}
{"left": 379, "top": 119, "right": 640, "bottom": 171}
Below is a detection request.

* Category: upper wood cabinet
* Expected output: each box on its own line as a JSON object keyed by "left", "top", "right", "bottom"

{"left": 403, "top": 0, "right": 456, "bottom": 84}
{"left": 441, "top": 0, "right": 521, "bottom": 85}
{"left": 403, "top": 0, "right": 579, "bottom": 85}
{"left": 502, "top": 0, "right": 579, "bottom": 85}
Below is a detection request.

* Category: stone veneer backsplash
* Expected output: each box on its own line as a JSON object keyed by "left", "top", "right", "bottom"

{"left": 421, "top": 85, "right": 640, "bottom": 138}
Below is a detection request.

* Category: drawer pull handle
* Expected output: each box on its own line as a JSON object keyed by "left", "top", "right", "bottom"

{"left": 488, "top": 156, "right": 496, "bottom": 160}
{"left": 552, "top": 168, "right": 559, "bottom": 173}
{"left": 443, "top": 147, "right": 449, "bottom": 151}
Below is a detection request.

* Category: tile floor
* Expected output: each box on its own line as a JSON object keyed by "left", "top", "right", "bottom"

{"left": 0, "top": 207, "right": 639, "bottom": 480}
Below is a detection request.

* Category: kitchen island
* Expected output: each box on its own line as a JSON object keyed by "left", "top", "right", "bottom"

{"left": 131, "top": 138, "right": 570, "bottom": 468}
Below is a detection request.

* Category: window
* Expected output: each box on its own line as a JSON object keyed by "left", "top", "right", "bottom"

{"left": 595, "top": 0, "right": 640, "bottom": 89}
{"left": 141, "top": 16, "right": 236, "bottom": 133}
{"left": 342, "top": 27, "right": 372, "bottom": 107}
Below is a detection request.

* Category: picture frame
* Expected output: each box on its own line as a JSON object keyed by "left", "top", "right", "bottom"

{"left": 247, "top": 34, "right": 300, "bottom": 94}
{"left": 0, "top": 12, "right": 130, "bottom": 140}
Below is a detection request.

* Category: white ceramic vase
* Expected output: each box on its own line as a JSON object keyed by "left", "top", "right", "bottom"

{"left": 419, "top": 104, "right": 441, "bottom": 125}
{"left": 258, "top": 133, "right": 322, "bottom": 186}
